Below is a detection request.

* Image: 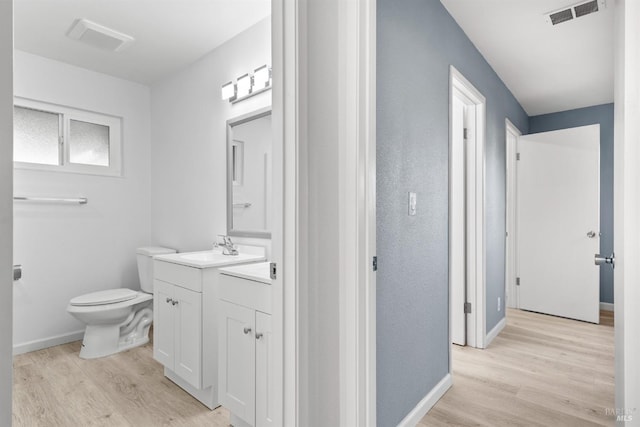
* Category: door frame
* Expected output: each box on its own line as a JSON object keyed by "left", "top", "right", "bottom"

{"left": 277, "top": 0, "right": 377, "bottom": 425}
{"left": 0, "top": 1, "right": 13, "bottom": 424}
{"left": 613, "top": 0, "right": 640, "bottom": 415}
{"left": 449, "top": 66, "right": 487, "bottom": 349}
{"left": 505, "top": 119, "right": 521, "bottom": 310}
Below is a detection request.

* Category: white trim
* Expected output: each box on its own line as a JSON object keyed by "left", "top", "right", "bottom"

{"left": 505, "top": 119, "right": 521, "bottom": 310}
{"left": 449, "top": 66, "right": 487, "bottom": 349}
{"left": 614, "top": 0, "right": 640, "bottom": 413}
{"left": 14, "top": 97, "right": 123, "bottom": 177}
{"left": 13, "top": 330, "right": 84, "bottom": 355}
{"left": 271, "top": 0, "right": 297, "bottom": 425}
{"left": 485, "top": 317, "right": 506, "bottom": 348}
{"left": 397, "top": 374, "right": 453, "bottom": 427}
{"left": 600, "top": 302, "right": 614, "bottom": 312}
{"left": 337, "top": 0, "right": 377, "bottom": 426}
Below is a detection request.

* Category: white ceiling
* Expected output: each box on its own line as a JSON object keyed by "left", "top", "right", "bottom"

{"left": 440, "top": 0, "right": 614, "bottom": 116}
{"left": 14, "top": 0, "right": 271, "bottom": 85}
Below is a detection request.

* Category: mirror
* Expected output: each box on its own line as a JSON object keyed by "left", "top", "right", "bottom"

{"left": 227, "top": 107, "right": 272, "bottom": 238}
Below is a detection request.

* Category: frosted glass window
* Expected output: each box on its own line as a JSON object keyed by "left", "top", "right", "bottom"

{"left": 14, "top": 106, "right": 60, "bottom": 165}
{"left": 69, "top": 119, "right": 110, "bottom": 166}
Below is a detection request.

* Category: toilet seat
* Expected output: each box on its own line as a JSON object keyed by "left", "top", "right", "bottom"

{"left": 70, "top": 288, "right": 139, "bottom": 306}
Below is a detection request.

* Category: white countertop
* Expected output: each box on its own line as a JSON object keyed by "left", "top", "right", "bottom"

{"left": 219, "top": 262, "right": 272, "bottom": 285}
{"left": 154, "top": 245, "right": 266, "bottom": 269}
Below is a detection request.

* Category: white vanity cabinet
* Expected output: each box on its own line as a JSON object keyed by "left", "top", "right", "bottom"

{"left": 153, "top": 279, "right": 202, "bottom": 388}
{"left": 218, "top": 263, "right": 274, "bottom": 427}
{"left": 151, "top": 247, "right": 266, "bottom": 410}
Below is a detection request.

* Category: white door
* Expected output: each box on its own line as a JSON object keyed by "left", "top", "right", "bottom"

{"left": 450, "top": 92, "right": 467, "bottom": 345}
{"left": 218, "top": 300, "right": 256, "bottom": 425}
{"left": 173, "top": 285, "right": 202, "bottom": 389}
{"left": 255, "top": 311, "right": 274, "bottom": 427}
{"left": 517, "top": 125, "right": 600, "bottom": 323}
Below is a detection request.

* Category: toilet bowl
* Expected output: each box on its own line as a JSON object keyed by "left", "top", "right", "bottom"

{"left": 67, "top": 246, "right": 176, "bottom": 359}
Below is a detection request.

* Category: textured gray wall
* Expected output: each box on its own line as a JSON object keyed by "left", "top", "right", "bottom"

{"left": 376, "top": 1, "right": 528, "bottom": 425}
{"left": 529, "top": 104, "right": 614, "bottom": 304}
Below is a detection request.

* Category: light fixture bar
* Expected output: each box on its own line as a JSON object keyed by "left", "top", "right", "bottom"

{"left": 220, "top": 65, "right": 272, "bottom": 105}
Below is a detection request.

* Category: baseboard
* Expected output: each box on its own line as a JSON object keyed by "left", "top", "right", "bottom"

{"left": 13, "top": 330, "right": 85, "bottom": 355}
{"left": 397, "top": 373, "right": 452, "bottom": 427}
{"left": 600, "top": 302, "right": 614, "bottom": 312}
{"left": 485, "top": 316, "right": 507, "bottom": 348}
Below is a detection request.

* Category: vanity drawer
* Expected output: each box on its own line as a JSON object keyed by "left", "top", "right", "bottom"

{"left": 219, "top": 273, "right": 271, "bottom": 314}
{"left": 154, "top": 260, "right": 202, "bottom": 292}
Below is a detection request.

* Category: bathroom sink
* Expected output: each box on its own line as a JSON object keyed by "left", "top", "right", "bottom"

{"left": 153, "top": 246, "right": 266, "bottom": 269}
{"left": 179, "top": 252, "right": 235, "bottom": 262}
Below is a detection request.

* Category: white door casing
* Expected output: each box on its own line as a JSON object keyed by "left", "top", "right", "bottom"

{"left": 517, "top": 125, "right": 600, "bottom": 324}
{"left": 0, "top": 1, "right": 13, "bottom": 424}
{"left": 449, "top": 66, "right": 486, "bottom": 350}
{"left": 505, "top": 120, "right": 521, "bottom": 309}
{"left": 613, "top": 0, "right": 640, "bottom": 416}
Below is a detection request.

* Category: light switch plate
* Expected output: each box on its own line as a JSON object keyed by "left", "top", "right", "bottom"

{"left": 408, "top": 192, "right": 417, "bottom": 216}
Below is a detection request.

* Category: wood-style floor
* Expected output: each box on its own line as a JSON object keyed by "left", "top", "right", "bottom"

{"left": 420, "top": 308, "right": 615, "bottom": 427}
{"left": 13, "top": 309, "right": 614, "bottom": 427}
{"left": 13, "top": 339, "right": 230, "bottom": 427}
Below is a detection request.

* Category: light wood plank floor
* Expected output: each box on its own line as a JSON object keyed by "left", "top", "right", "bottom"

{"left": 13, "top": 309, "right": 615, "bottom": 427}
{"left": 420, "top": 308, "right": 615, "bottom": 427}
{"left": 13, "top": 338, "right": 230, "bottom": 427}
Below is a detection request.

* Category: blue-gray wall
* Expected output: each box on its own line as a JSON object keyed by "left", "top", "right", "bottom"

{"left": 529, "top": 104, "right": 614, "bottom": 304}
{"left": 376, "top": 1, "right": 528, "bottom": 425}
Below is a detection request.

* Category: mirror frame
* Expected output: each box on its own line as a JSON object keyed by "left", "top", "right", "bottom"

{"left": 226, "top": 106, "right": 272, "bottom": 238}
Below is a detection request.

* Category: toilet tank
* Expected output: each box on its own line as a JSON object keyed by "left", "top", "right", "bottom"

{"left": 136, "top": 247, "right": 176, "bottom": 293}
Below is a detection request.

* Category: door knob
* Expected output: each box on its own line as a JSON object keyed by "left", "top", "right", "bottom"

{"left": 243, "top": 327, "right": 252, "bottom": 335}
{"left": 255, "top": 332, "right": 263, "bottom": 340}
{"left": 595, "top": 253, "right": 615, "bottom": 268}
{"left": 587, "top": 231, "right": 598, "bottom": 238}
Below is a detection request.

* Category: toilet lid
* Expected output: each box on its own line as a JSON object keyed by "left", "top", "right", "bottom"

{"left": 70, "top": 288, "right": 139, "bottom": 306}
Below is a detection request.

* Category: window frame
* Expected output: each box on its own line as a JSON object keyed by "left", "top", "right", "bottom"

{"left": 14, "top": 97, "right": 122, "bottom": 177}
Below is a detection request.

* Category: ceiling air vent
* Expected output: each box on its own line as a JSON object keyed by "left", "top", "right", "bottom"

{"left": 67, "top": 19, "right": 134, "bottom": 52}
{"left": 545, "top": 0, "right": 606, "bottom": 26}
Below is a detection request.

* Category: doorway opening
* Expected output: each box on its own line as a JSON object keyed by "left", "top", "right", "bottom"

{"left": 449, "top": 66, "right": 486, "bottom": 349}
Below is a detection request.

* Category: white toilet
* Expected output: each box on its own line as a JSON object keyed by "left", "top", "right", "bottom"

{"left": 67, "top": 246, "right": 176, "bottom": 359}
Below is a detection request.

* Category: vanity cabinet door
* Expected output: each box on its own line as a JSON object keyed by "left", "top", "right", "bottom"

{"left": 173, "top": 286, "right": 202, "bottom": 389}
{"left": 154, "top": 280, "right": 175, "bottom": 368}
{"left": 219, "top": 300, "right": 256, "bottom": 426}
{"left": 255, "top": 311, "right": 274, "bottom": 427}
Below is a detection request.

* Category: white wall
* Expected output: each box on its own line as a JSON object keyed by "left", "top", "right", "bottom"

{"left": 151, "top": 18, "right": 271, "bottom": 253}
{"left": 13, "top": 51, "right": 152, "bottom": 353}
{"left": 0, "top": 0, "right": 13, "bottom": 422}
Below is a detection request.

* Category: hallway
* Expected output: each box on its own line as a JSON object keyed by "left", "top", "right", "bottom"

{"left": 420, "top": 309, "right": 615, "bottom": 426}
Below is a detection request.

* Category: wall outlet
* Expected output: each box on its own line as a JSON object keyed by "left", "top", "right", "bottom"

{"left": 498, "top": 297, "right": 501, "bottom": 312}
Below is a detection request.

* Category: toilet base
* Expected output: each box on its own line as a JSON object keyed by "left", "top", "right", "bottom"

{"left": 78, "top": 305, "right": 153, "bottom": 359}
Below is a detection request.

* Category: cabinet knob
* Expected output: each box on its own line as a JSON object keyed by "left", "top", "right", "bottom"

{"left": 166, "top": 297, "right": 173, "bottom": 304}
{"left": 243, "top": 327, "right": 252, "bottom": 335}
{"left": 172, "top": 300, "right": 179, "bottom": 306}
{"left": 255, "top": 332, "right": 263, "bottom": 340}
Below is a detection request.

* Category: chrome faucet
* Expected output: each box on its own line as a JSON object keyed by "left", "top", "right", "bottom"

{"left": 215, "top": 235, "right": 239, "bottom": 256}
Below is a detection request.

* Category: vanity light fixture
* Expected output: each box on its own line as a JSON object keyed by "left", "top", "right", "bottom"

{"left": 253, "top": 65, "right": 271, "bottom": 89}
{"left": 221, "top": 81, "right": 236, "bottom": 101}
{"left": 220, "top": 65, "right": 272, "bottom": 104}
{"left": 236, "top": 73, "right": 252, "bottom": 99}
